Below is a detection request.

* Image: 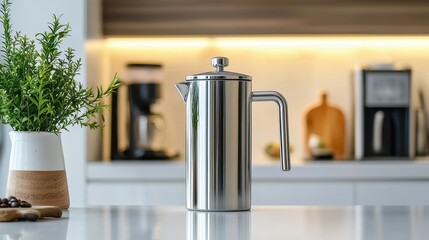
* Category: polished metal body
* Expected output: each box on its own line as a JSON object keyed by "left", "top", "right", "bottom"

{"left": 176, "top": 57, "right": 290, "bottom": 211}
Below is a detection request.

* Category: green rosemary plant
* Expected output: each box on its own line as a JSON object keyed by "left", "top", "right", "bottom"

{"left": 0, "top": 0, "right": 120, "bottom": 132}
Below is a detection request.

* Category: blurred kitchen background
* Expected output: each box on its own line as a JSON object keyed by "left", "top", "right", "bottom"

{"left": 96, "top": 38, "right": 429, "bottom": 162}
{"left": 2, "top": 0, "right": 429, "bottom": 206}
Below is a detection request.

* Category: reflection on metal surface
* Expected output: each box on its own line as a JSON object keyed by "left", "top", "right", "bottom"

{"left": 175, "top": 57, "right": 290, "bottom": 211}
{"left": 186, "top": 211, "right": 250, "bottom": 240}
{"left": 184, "top": 80, "right": 252, "bottom": 211}
{"left": 136, "top": 114, "right": 165, "bottom": 150}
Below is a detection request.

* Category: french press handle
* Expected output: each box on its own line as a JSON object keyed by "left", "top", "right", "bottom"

{"left": 252, "top": 91, "right": 291, "bottom": 171}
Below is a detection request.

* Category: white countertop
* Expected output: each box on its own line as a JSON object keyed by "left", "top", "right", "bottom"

{"left": 87, "top": 160, "right": 429, "bottom": 181}
{"left": 1, "top": 206, "right": 428, "bottom": 240}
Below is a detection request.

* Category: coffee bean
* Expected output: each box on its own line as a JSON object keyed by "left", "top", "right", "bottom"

{"left": 23, "top": 213, "right": 39, "bottom": 222}
{"left": 20, "top": 202, "right": 31, "bottom": 208}
{"left": 1, "top": 196, "right": 33, "bottom": 209}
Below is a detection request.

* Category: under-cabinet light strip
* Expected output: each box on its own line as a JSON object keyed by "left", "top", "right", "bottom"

{"left": 105, "top": 36, "right": 429, "bottom": 49}
{"left": 105, "top": 38, "right": 212, "bottom": 48}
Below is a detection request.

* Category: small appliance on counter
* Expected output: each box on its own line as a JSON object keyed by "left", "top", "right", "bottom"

{"left": 354, "top": 64, "right": 412, "bottom": 159}
{"left": 111, "top": 63, "right": 177, "bottom": 160}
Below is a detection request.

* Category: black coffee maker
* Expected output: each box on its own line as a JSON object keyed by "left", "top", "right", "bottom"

{"left": 111, "top": 64, "right": 175, "bottom": 160}
{"left": 355, "top": 66, "right": 412, "bottom": 159}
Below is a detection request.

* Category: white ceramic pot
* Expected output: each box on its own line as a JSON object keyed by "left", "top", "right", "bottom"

{"left": 6, "top": 131, "right": 70, "bottom": 209}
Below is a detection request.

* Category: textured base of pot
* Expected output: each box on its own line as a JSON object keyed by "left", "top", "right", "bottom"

{"left": 6, "top": 170, "right": 70, "bottom": 209}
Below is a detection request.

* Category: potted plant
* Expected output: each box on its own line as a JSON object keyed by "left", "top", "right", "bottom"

{"left": 0, "top": 0, "right": 119, "bottom": 209}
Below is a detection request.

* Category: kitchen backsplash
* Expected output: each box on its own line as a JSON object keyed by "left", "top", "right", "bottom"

{"left": 91, "top": 37, "right": 429, "bottom": 162}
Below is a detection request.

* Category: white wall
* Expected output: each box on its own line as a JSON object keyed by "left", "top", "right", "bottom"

{"left": 0, "top": 0, "right": 86, "bottom": 206}
{"left": 0, "top": 125, "right": 11, "bottom": 196}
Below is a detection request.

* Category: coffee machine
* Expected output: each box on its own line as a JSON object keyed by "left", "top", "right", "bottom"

{"left": 111, "top": 63, "right": 175, "bottom": 160}
{"left": 354, "top": 65, "right": 412, "bottom": 159}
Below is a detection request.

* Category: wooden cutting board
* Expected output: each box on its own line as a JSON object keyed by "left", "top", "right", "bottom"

{"left": 304, "top": 92, "right": 345, "bottom": 159}
{"left": 0, "top": 206, "right": 62, "bottom": 222}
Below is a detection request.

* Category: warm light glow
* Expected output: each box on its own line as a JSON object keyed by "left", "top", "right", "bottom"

{"left": 213, "top": 36, "right": 429, "bottom": 48}
{"left": 105, "top": 36, "right": 429, "bottom": 50}
{"left": 105, "top": 38, "right": 212, "bottom": 48}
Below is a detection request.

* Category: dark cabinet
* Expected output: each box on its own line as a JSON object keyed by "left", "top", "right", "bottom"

{"left": 103, "top": 0, "right": 429, "bottom": 35}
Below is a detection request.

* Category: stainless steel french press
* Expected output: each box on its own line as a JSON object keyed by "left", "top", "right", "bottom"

{"left": 175, "top": 57, "right": 290, "bottom": 211}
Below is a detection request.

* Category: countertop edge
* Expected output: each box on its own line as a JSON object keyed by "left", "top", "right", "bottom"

{"left": 87, "top": 160, "right": 429, "bottom": 182}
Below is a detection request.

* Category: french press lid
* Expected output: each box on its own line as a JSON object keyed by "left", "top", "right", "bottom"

{"left": 186, "top": 57, "right": 252, "bottom": 81}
